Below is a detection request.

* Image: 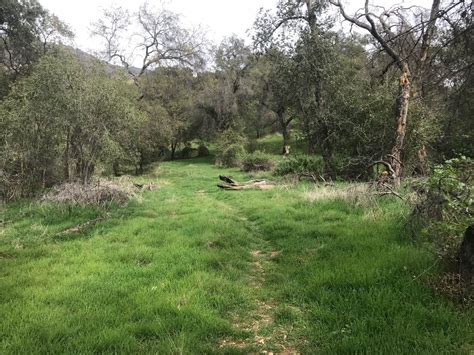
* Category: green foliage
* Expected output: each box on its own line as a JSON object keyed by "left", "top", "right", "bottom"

{"left": 197, "top": 144, "right": 210, "bottom": 157}
{"left": 0, "top": 0, "right": 72, "bottom": 78}
{"left": 274, "top": 155, "right": 324, "bottom": 177}
{"left": 141, "top": 67, "right": 197, "bottom": 159}
{"left": 410, "top": 156, "right": 473, "bottom": 261}
{"left": 240, "top": 150, "right": 274, "bottom": 172}
{"left": 214, "top": 129, "right": 247, "bottom": 167}
{"left": 179, "top": 145, "right": 196, "bottom": 159}
{"left": 0, "top": 50, "right": 142, "bottom": 199}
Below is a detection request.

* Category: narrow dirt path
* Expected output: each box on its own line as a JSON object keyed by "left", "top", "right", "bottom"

{"left": 182, "top": 167, "right": 300, "bottom": 353}
{"left": 216, "top": 211, "right": 298, "bottom": 353}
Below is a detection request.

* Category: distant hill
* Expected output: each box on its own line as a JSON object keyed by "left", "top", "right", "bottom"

{"left": 64, "top": 46, "right": 142, "bottom": 77}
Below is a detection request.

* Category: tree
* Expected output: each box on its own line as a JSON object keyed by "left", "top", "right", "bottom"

{"left": 252, "top": 0, "right": 342, "bottom": 170}
{"left": 141, "top": 67, "right": 197, "bottom": 160}
{"left": 0, "top": 0, "right": 72, "bottom": 79}
{"left": 91, "top": 2, "right": 207, "bottom": 87}
{"left": 328, "top": 0, "right": 465, "bottom": 186}
{"left": 264, "top": 49, "right": 299, "bottom": 154}
{"left": 192, "top": 36, "right": 257, "bottom": 138}
{"left": 0, "top": 49, "right": 142, "bottom": 198}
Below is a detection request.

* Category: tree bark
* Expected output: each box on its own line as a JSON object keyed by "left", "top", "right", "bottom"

{"left": 63, "top": 130, "right": 70, "bottom": 181}
{"left": 170, "top": 142, "right": 177, "bottom": 160}
{"left": 277, "top": 109, "right": 291, "bottom": 155}
{"left": 460, "top": 224, "right": 474, "bottom": 293}
{"left": 391, "top": 63, "right": 411, "bottom": 187}
{"left": 137, "top": 151, "right": 145, "bottom": 175}
{"left": 282, "top": 128, "right": 290, "bottom": 155}
{"left": 415, "top": 0, "right": 441, "bottom": 174}
{"left": 319, "top": 123, "right": 336, "bottom": 179}
{"left": 113, "top": 161, "right": 120, "bottom": 177}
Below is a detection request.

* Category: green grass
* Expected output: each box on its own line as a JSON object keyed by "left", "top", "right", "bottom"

{"left": 254, "top": 133, "right": 307, "bottom": 155}
{"left": 1, "top": 156, "right": 473, "bottom": 353}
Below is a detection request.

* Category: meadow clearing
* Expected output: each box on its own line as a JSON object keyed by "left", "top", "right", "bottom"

{"left": 1, "top": 146, "right": 473, "bottom": 353}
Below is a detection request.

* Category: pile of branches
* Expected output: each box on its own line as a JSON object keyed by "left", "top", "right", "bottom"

{"left": 41, "top": 178, "right": 157, "bottom": 206}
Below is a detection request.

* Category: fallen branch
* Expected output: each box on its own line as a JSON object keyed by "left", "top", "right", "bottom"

{"left": 217, "top": 176, "right": 275, "bottom": 190}
{"left": 368, "top": 160, "right": 396, "bottom": 180}
{"left": 56, "top": 214, "right": 109, "bottom": 237}
{"left": 298, "top": 172, "right": 327, "bottom": 183}
{"left": 376, "top": 183, "right": 404, "bottom": 200}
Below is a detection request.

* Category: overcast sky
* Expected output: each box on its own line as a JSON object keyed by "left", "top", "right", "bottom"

{"left": 39, "top": 0, "right": 433, "bottom": 55}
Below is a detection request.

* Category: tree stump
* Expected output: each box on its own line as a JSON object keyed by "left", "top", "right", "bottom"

{"left": 459, "top": 224, "right": 474, "bottom": 293}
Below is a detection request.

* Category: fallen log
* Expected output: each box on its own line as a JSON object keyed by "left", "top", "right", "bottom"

{"left": 56, "top": 214, "right": 109, "bottom": 237}
{"left": 217, "top": 176, "right": 275, "bottom": 190}
{"left": 219, "top": 175, "right": 237, "bottom": 185}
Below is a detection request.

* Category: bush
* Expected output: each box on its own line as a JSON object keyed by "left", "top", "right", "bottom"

{"left": 197, "top": 145, "right": 210, "bottom": 157}
{"left": 215, "top": 130, "right": 247, "bottom": 167}
{"left": 274, "top": 155, "right": 325, "bottom": 178}
{"left": 180, "top": 146, "right": 196, "bottom": 159}
{"left": 241, "top": 151, "right": 274, "bottom": 172}
{"left": 409, "top": 156, "right": 473, "bottom": 263}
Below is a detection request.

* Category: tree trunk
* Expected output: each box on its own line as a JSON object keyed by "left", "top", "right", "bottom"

{"left": 170, "top": 142, "right": 177, "bottom": 160}
{"left": 63, "top": 131, "right": 70, "bottom": 181}
{"left": 319, "top": 124, "right": 336, "bottom": 179}
{"left": 459, "top": 224, "right": 474, "bottom": 293}
{"left": 282, "top": 128, "right": 290, "bottom": 155}
{"left": 277, "top": 109, "right": 290, "bottom": 155}
{"left": 113, "top": 161, "right": 120, "bottom": 176}
{"left": 419, "top": 0, "right": 441, "bottom": 97}
{"left": 136, "top": 151, "right": 144, "bottom": 175}
{"left": 414, "top": 0, "right": 441, "bottom": 174}
{"left": 390, "top": 63, "right": 410, "bottom": 187}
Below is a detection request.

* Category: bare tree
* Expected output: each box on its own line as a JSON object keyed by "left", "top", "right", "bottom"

{"left": 328, "top": 0, "right": 464, "bottom": 186}
{"left": 91, "top": 2, "right": 207, "bottom": 84}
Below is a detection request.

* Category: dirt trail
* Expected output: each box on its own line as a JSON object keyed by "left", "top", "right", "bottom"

{"left": 219, "top": 248, "right": 298, "bottom": 354}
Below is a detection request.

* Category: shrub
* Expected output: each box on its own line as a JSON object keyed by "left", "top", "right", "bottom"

{"left": 197, "top": 145, "right": 210, "bottom": 157}
{"left": 215, "top": 130, "right": 247, "bottom": 167}
{"left": 180, "top": 146, "right": 196, "bottom": 159}
{"left": 274, "top": 155, "right": 325, "bottom": 178}
{"left": 241, "top": 151, "right": 274, "bottom": 172}
{"left": 408, "top": 156, "right": 473, "bottom": 263}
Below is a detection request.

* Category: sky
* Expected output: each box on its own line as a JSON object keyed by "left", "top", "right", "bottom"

{"left": 39, "top": 0, "right": 277, "bottom": 52}
{"left": 39, "top": 0, "right": 433, "bottom": 58}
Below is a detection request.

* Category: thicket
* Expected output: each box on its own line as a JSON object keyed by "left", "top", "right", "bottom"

{"left": 409, "top": 157, "right": 473, "bottom": 264}
{"left": 214, "top": 130, "right": 247, "bottom": 168}
{"left": 0, "top": 50, "right": 143, "bottom": 200}
{"left": 274, "top": 155, "right": 325, "bottom": 179}
{"left": 241, "top": 151, "right": 274, "bottom": 172}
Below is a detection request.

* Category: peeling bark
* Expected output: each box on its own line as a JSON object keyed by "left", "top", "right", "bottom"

{"left": 391, "top": 63, "right": 410, "bottom": 187}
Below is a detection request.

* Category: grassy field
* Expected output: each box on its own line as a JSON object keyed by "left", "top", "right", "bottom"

{"left": 1, "top": 152, "right": 473, "bottom": 353}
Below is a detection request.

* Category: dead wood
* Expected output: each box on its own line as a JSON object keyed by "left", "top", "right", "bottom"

{"left": 219, "top": 175, "right": 237, "bottom": 185}
{"left": 217, "top": 176, "right": 275, "bottom": 190}
{"left": 56, "top": 215, "right": 109, "bottom": 237}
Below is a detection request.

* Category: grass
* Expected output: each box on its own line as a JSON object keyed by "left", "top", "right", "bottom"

{"left": 1, "top": 154, "right": 473, "bottom": 353}
{"left": 254, "top": 132, "right": 307, "bottom": 155}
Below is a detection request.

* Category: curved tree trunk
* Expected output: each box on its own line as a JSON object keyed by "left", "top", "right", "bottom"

{"left": 391, "top": 63, "right": 410, "bottom": 187}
